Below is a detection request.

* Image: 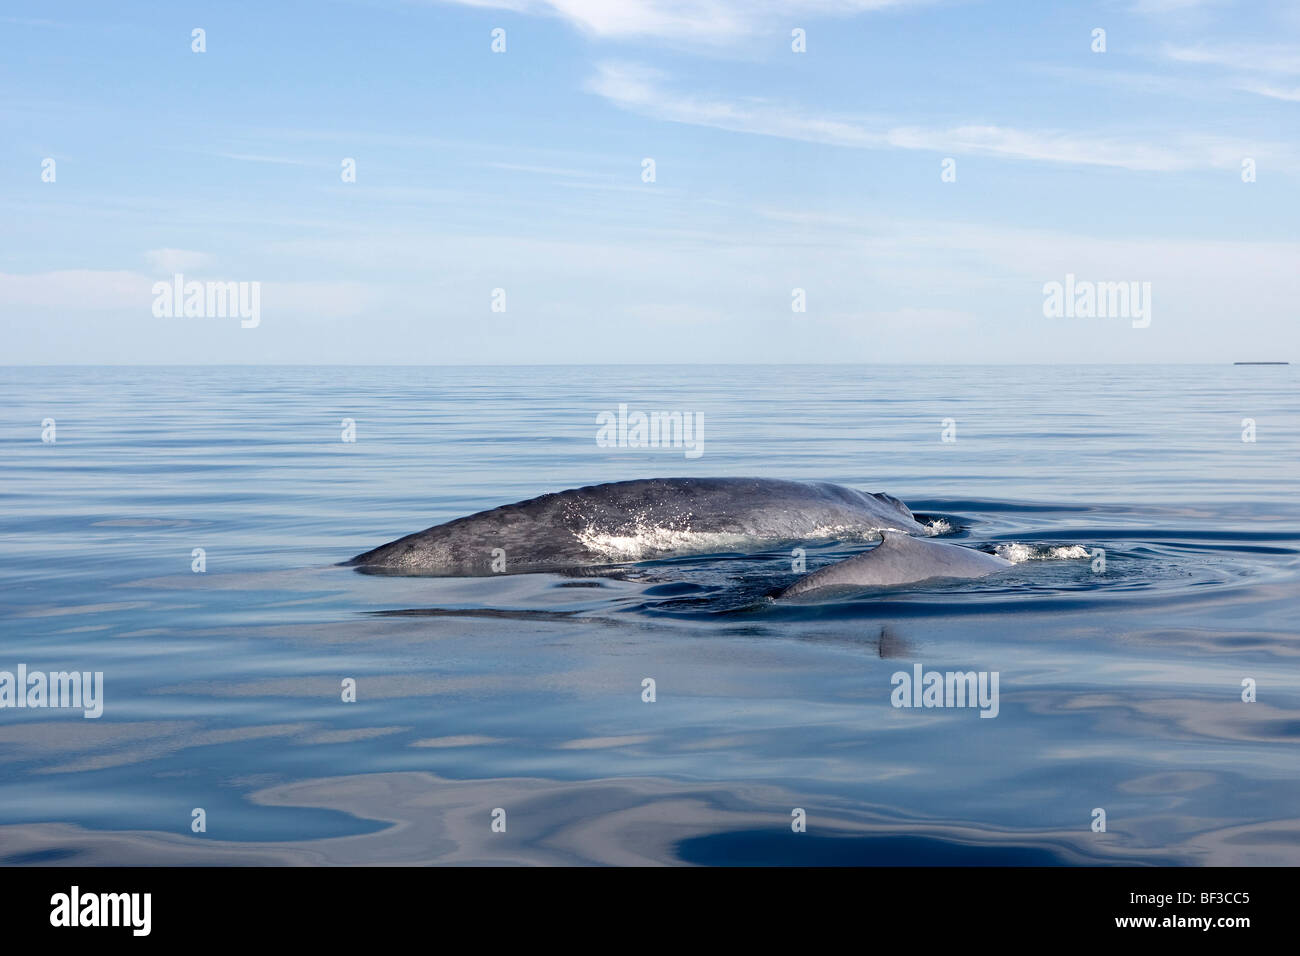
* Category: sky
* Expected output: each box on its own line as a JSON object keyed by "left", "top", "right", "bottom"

{"left": 2, "top": 0, "right": 1298, "bottom": 364}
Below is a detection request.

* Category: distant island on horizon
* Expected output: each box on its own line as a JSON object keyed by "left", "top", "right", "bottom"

{"left": 1233, "top": 361, "right": 1290, "bottom": 365}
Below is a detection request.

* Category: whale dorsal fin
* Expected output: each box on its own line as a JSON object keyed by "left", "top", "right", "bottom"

{"left": 779, "top": 532, "right": 1012, "bottom": 598}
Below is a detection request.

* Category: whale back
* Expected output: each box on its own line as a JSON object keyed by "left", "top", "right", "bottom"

{"left": 778, "top": 532, "right": 1013, "bottom": 598}
{"left": 347, "top": 477, "right": 927, "bottom": 575}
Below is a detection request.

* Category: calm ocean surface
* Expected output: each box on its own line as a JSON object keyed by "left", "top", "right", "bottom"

{"left": 0, "top": 365, "right": 1296, "bottom": 865}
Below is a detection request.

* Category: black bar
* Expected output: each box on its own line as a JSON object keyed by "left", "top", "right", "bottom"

{"left": 0, "top": 866, "right": 1282, "bottom": 942}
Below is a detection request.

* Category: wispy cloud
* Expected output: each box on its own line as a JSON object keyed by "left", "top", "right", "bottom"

{"left": 1237, "top": 82, "right": 1300, "bottom": 102}
{"left": 438, "top": 0, "right": 926, "bottom": 42}
{"left": 0, "top": 270, "right": 151, "bottom": 309}
{"left": 0, "top": 16, "right": 73, "bottom": 28}
{"left": 1164, "top": 43, "right": 1300, "bottom": 76}
{"left": 1129, "top": 0, "right": 1223, "bottom": 14}
{"left": 1162, "top": 42, "right": 1300, "bottom": 102}
{"left": 216, "top": 152, "right": 316, "bottom": 167}
{"left": 12, "top": 210, "right": 1300, "bottom": 362}
{"left": 586, "top": 61, "right": 1269, "bottom": 172}
{"left": 487, "top": 161, "right": 607, "bottom": 178}
{"left": 144, "top": 249, "right": 212, "bottom": 273}
{"left": 0, "top": 269, "right": 376, "bottom": 319}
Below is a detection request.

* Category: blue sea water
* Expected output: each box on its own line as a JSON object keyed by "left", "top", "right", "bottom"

{"left": 0, "top": 364, "right": 1296, "bottom": 865}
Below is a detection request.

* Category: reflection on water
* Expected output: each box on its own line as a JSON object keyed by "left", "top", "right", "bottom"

{"left": 0, "top": 365, "right": 1297, "bottom": 865}
{"left": 679, "top": 833, "right": 1075, "bottom": 866}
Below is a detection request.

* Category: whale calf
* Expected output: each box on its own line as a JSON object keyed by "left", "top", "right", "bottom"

{"left": 346, "top": 477, "right": 928, "bottom": 575}
{"left": 778, "top": 531, "right": 1013, "bottom": 598}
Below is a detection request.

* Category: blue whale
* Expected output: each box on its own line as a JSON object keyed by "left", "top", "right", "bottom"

{"left": 346, "top": 477, "right": 927, "bottom": 576}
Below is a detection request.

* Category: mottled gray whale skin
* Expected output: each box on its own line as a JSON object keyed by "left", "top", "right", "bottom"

{"left": 778, "top": 531, "right": 1013, "bottom": 598}
{"left": 346, "top": 477, "right": 927, "bottom": 575}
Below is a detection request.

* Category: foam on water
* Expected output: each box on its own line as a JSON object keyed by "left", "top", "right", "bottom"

{"left": 994, "top": 542, "right": 1091, "bottom": 563}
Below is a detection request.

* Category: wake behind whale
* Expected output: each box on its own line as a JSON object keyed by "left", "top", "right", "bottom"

{"left": 345, "top": 477, "right": 1014, "bottom": 595}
